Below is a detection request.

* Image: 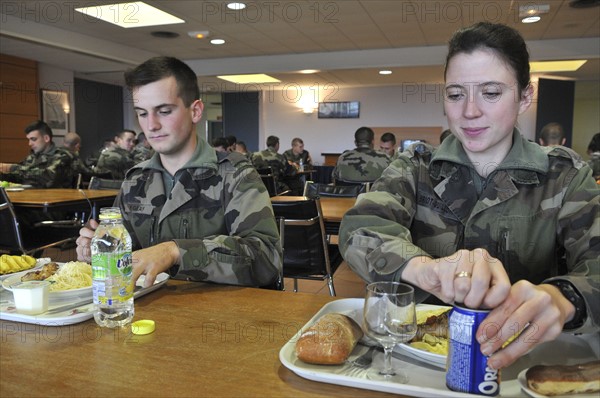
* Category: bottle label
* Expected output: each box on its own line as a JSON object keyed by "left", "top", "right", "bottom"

{"left": 92, "top": 252, "right": 133, "bottom": 305}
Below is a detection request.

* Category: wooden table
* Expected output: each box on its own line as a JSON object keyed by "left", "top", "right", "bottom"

{"left": 7, "top": 188, "right": 119, "bottom": 218}
{"left": 271, "top": 196, "right": 356, "bottom": 224}
{"left": 0, "top": 281, "right": 397, "bottom": 397}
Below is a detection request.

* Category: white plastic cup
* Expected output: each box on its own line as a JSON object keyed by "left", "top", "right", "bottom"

{"left": 12, "top": 281, "right": 50, "bottom": 315}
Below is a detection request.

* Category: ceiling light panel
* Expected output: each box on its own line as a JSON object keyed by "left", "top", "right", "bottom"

{"left": 217, "top": 74, "right": 281, "bottom": 84}
{"left": 75, "top": 2, "right": 184, "bottom": 28}
{"left": 530, "top": 60, "right": 587, "bottom": 73}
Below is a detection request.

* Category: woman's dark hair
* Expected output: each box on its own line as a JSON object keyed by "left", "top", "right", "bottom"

{"left": 124, "top": 56, "right": 200, "bottom": 107}
{"left": 444, "top": 22, "right": 530, "bottom": 94}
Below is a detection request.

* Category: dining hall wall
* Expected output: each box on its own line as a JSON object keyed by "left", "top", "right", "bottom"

{"left": 260, "top": 84, "right": 538, "bottom": 165}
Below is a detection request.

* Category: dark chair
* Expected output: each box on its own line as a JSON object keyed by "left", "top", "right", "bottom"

{"left": 88, "top": 176, "right": 123, "bottom": 190}
{"left": 0, "top": 188, "right": 76, "bottom": 256}
{"left": 271, "top": 197, "right": 343, "bottom": 296}
{"left": 333, "top": 178, "right": 371, "bottom": 193}
{"left": 257, "top": 167, "right": 290, "bottom": 197}
{"left": 303, "top": 181, "right": 362, "bottom": 198}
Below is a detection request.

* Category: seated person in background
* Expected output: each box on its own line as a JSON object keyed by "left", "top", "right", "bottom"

{"left": 340, "top": 22, "right": 599, "bottom": 370}
{"left": 225, "top": 135, "right": 237, "bottom": 152}
{"left": 132, "top": 132, "right": 154, "bottom": 163}
{"left": 332, "top": 126, "right": 391, "bottom": 183}
{"left": 95, "top": 129, "right": 136, "bottom": 179}
{"left": 283, "top": 137, "right": 313, "bottom": 170}
{"left": 212, "top": 136, "right": 228, "bottom": 153}
{"left": 539, "top": 122, "right": 566, "bottom": 147}
{"left": 439, "top": 128, "right": 452, "bottom": 144}
{"left": 76, "top": 56, "right": 282, "bottom": 288}
{"left": 379, "top": 132, "right": 397, "bottom": 159}
{"left": 252, "top": 135, "right": 297, "bottom": 194}
{"left": 86, "top": 137, "right": 116, "bottom": 167}
{"left": 63, "top": 131, "right": 95, "bottom": 183}
{"left": 0, "top": 120, "right": 74, "bottom": 188}
{"left": 587, "top": 132, "right": 600, "bottom": 180}
{"left": 235, "top": 141, "right": 251, "bottom": 159}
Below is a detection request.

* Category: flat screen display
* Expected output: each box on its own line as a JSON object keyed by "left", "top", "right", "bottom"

{"left": 318, "top": 101, "right": 360, "bottom": 119}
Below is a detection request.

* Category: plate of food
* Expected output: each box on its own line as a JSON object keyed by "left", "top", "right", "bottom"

{"left": 518, "top": 361, "right": 600, "bottom": 398}
{"left": 396, "top": 304, "right": 451, "bottom": 368}
{"left": 2, "top": 261, "right": 92, "bottom": 301}
{"left": 0, "top": 255, "right": 51, "bottom": 280}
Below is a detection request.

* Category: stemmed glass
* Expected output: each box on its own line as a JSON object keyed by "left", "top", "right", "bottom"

{"left": 362, "top": 281, "right": 417, "bottom": 383}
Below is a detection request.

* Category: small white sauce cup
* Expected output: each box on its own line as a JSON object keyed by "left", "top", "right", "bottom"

{"left": 12, "top": 281, "right": 50, "bottom": 315}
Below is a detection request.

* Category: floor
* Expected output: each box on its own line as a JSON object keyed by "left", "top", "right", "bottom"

{"left": 43, "top": 248, "right": 367, "bottom": 298}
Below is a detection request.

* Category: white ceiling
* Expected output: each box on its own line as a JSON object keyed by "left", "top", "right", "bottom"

{"left": 1, "top": 0, "right": 599, "bottom": 90}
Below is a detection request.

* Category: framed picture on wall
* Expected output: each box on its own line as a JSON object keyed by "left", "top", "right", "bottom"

{"left": 41, "top": 89, "right": 69, "bottom": 136}
{"left": 318, "top": 101, "right": 360, "bottom": 119}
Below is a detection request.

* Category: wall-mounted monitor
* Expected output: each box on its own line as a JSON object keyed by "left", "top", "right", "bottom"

{"left": 318, "top": 101, "right": 360, "bottom": 119}
{"left": 401, "top": 139, "right": 425, "bottom": 152}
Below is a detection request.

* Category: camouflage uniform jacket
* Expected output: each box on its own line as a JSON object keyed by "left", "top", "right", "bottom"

{"left": 283, "top": 149, "right": 312, "bottom": 169}
{"left": 96, "top": 146, "right": 135, "bottom": 179}
{"left": 116, "top": 136, "right": 282, "bottom": 287}
{"left": 340, "top": 131, "right": 599, "bottom": 333}
{"left": 64, "top": 150, "right": 94, "bottom": 177}
{"left": 132, "top": 144, "right": 154, "bottom": 164}
{"left": 251, "top": 147, "right": 295, "bottom": 191}
{"left": 332, "top": 144, "right": 391, "bottom": 182}
{"left": 589, "top": 151, "right": 600, "bottom": 180}
{"left": 2, "top": 142, "right": 74, "bottom": 188}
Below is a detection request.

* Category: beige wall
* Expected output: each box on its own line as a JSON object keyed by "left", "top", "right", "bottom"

{"left": 573, "top": 81, "right": 600, "bottom": 159}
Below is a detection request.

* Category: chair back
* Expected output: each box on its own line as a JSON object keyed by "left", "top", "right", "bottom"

{"left": 333, "top": 179, "right": 371, "bottom": 193}
{"left": 271, "top": 197, "right": 338, "bottom": 295}
{"left": 89, "top": 177, "right": 123, "bottom": 190}
{"left": 303, "top": 181, "right": 362, "bottom": 198}
{"left": 0, "top": 187, "right": 27, "bottom": 254}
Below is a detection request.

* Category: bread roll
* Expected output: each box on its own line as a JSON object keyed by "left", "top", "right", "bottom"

{"left": 526, "top": 360, "right": 600, "bottom": 396}
{"left": 295, "top": 313, "right": 363, "bottom": 365}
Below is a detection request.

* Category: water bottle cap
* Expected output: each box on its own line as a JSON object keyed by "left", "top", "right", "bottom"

{"left": 131, "top": 319, "right": 155, "bottom": 335}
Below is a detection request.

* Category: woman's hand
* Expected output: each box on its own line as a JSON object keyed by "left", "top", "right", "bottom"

{"left": 75, "top": 219, "right": 99, "bottom": 262}
{"left": 476, "top": 281, "right": 576, "bottom": 369}
{"left": 402, "top": 248, "right": 511, "bottom": 309}
{"left": 131, "top": 241, "right": 180, "bottom": 287}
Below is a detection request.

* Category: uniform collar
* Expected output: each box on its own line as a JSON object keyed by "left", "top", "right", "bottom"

{"left": 430, "top": 129, "right": 549, "bottom": 184}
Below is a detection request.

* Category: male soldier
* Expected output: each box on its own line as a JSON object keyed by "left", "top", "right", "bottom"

{"left": 283, "top": 137, "right": 312, "bottom": 194}
{"left": 252, "top": 135, "right": 297, "bottom": 194}
{"left": 0, "top": 120, "right": 74, "bottom": 188}
{"left": 76, "top": 56, "right": 281, "bottom": 288}
{"left": 379, "top": 132, "right": 397, "bottom": 158}
{"left": 63, "top": 132, "right": 95, "bottom": 183}
{"left": 131, "top": 132, "right": 154, "bottom": 163}
{"left": 332, "top": 127, "right": 391, "bottom": 183}
{"left": 539, "top": 122, "right": 566, "bottom": 147}
{"left": 95, "top": 129, "right": 136, "bottom": 179}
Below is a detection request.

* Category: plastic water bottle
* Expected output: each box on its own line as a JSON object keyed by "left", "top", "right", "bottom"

{"left": 91, "top": 207, "right": 134, "bottom": 328}
{"left": 299, "top": 158, "right": 304, "bottom": 172}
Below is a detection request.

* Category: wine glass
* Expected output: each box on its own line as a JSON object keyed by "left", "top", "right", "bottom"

{"left": 362, "top": 281, "right": 417, "bottom": 383}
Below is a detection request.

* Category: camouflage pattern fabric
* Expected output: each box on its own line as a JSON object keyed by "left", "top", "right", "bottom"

{"left": 283, "top": 149, "right": 312, "bottom": 168}
{"left": 116, "top": 135, "right": 282, "bottom": 287}
{"left": 64, "top": 150, "right": 94, "bottom": 178}
{"left": 332, "top": 144, "right": 391, "bottom": 182}
{"left": 589, "top": 152, "right": 600, "bottom": 180}
{"left": 1, "top": 142, "right": 75, "bottom": 188}
{"left": 132, "top": 144, "right": 154, "bottom": 164}
{"left": 339, "top": 130, "right": 599, "bottom": 334}
{"left": 95, "top": 146, "right": 135, "bottom": 179}
{"left": 251, "top": 147, "right": 295, "bottom": 192}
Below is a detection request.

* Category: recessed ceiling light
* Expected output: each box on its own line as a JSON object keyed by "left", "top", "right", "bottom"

{"left": 379, "top": 70, "right": 392, "bottom": 75}
{"left": 210, "top": 39, "right": 225, "bottom": 45}
{"left": 217, "top": 74, "right": 281, "bottom": 84}
{"left": 188, "top": 31, "right": 209, "bottom": 39}
{"left": 299, "top": 70, "right": 319, "bottom": 74}
{"left": 530, "top": 60, "right": 587, "bottom": 73}
{"left": 75, "top": 2, "right": 184, "bottom": 28}
{"left": 522, "top": 16, "right": 541, "bottom": 23}
{"left": 227, "top": 2, "right": 246, "bottom": 10}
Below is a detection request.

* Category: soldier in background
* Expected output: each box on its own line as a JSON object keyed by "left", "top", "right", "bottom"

{"left": 379, "top": 132, "right": 397, "bottom": 159}
{"left": 283, "top": 137, "right": 312, "bottom": 169}
{"left": 539, "top": 122, "right": 566, "bottom": 147}
{"left": 95, "top": 129, "right": 136, "bottom": 179}
{"left": 132, "top": 132, "right": 154, "bottom": 163}
{"left": 252, "top": 135, "right": 297, "bottom": 194}
{"left": 332, "top": 126, "right": 391, "bottom": 183}
{"left": 0, "top": 120, "right": 74, "bottom": 188}
{"left": 587, "top": 132, "right": 600, "bottom": 180}
{"left": 76, "top": 56, "right": 281, "bottom": 289}
{"left": 63, "top": 132, "right": 95, "bottom": 184}
{"left": 340, "top": 22, "right": 599, "bottom": 370}
{"left": 235, "top": 141, "right": 251, "bottom": 159}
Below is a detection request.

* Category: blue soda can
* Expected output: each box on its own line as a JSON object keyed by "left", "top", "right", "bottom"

{"left": 446, "top": 304, "right": 501, "bottom": 396}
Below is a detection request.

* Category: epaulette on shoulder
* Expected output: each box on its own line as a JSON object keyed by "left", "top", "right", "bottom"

{"left": 547, "top": 146, "right": 586, "bottom": 169}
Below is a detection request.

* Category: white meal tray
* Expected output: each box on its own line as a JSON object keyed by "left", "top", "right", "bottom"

{"left": 279, "top": 298, "right": 600, "bottom": 398}
{"left": 0, "top": 273, "right": 169, "bottom": 326}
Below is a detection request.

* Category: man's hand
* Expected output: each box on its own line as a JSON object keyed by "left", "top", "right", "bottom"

{"left": 76, "top": 219, "right": 99, "bottom": 262}
{"left": 131, "top": 242, "right": 180, "bottom": 287}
